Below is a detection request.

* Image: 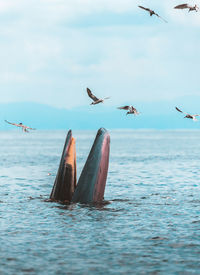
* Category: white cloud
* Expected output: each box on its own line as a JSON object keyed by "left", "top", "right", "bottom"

{"left": 0, "top": 72, "right": 27, "bottom": 82}
{"left": 0, "top": 1, "right": 17, "bottom": 13}
{"left": 0, "top": 0, "right": 138, "bottom": 22}
{"left": 0, "top": 0, "right": 199, "bottom": 108}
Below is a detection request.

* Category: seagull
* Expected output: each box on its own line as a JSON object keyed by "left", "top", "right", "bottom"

{"left": 174, "top": 4, "right": 199, "bottom": 12}
{"left": 5, "top": 120, "right": 36, "bottom": 132}
{"left": 175, "top": 107, "right": 200, "bottom": 121}
{"left": 138, "top": 6, "right": 168, "bottom": 23}
{"left": 117, "top": 105, "right": 140, "bottom": 116}
{"left": 87, "top": 88, "right": 110, "bottom": 105}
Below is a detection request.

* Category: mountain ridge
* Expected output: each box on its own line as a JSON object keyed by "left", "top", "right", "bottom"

{"left": 1, "top": 97, "right": 200, "bottom": 129}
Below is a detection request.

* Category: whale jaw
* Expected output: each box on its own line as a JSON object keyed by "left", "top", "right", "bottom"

{"left": 50, "top": 130, "right": 76, "bottom": 202}
{"left": 72, "top": 128, "right": 110, "bottom": 204}
{"left": 50, "top": 128, "right": 110, "bottom": 204}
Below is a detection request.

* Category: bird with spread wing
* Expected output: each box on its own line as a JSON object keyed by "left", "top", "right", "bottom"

{"left": 175, "top": 107, "right": 200, "bottom": 121}
{"left": 138, "top": 6, "right": 168, "bottom": 23}
{"left": 5, "top": 120, "right": 36, "bottom": 132}
{"left": 87, "top": 88, "right": 110, "bottom": 105}
{"left": 117, "top": 105, "right": 140, "bottom": 116}
{"left": 174, "top": 4, "right": 199, "bottom": 12}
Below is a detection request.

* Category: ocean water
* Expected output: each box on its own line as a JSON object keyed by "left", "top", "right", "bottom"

{"left": 1, "top": 130, "right": 200, "bottom": 275}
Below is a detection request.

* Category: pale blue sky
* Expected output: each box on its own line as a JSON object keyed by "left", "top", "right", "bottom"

{"left": 0, "top": 0, "right": 200, "bottom": 109}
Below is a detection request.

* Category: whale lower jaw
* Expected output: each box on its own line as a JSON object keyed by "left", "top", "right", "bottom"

{"left": 50, "top": 130, "right": 76, "bottom": 202}
{"left": 72, "top": 128, "right": 110, "bottom": 203}
{"left": 50, "top": 128, "right": 110, "bottom": 204}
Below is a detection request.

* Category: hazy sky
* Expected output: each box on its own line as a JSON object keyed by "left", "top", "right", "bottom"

{"left": 0, "top": 0, "right": 200, "bottom": 108}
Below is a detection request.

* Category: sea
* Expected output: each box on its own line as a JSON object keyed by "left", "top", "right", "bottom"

{"left": 1, "top": 130, "right": 200, "bottom": 275}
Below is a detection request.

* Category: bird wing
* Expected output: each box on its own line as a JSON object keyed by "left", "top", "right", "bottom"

{"left": 130, "top": 106, "right": 138, "bottom": 112}
{"left": 175, "top": 107, "right": 184, "bottom": 113}
{"left": 174, "top": 4, "right": 189, "bottom": 9}
{"left": 24, "top": 126, "right": 36, "bottom": 130}
{"left": 154, "top": 13, "right": 168, "bottom": 23}
{"left": 138, "top": 6, "right": 151, "bottom": 12}
{"left": 117, "top": 106, "right": 130, "bottom": 110}
{"left": 5, "top": 120, "right": 22, "bottom": 127}
{"left": 87, "top": 88, "right": 99, "bottom": 101}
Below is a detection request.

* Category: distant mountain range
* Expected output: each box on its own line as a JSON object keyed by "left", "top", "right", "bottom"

{"left": 0, "top": 96, "right": 200, "bottom": 130}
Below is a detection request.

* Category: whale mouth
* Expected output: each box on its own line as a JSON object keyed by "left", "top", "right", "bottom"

{"left": 50, "top": 128, "right": 110, "bottom": 204}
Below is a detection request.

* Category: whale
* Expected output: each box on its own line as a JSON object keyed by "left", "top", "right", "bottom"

{"left": 72, "top": 128, "right": 110, "bottom": 203}
{"left": 50, "top": 130, "right": 76, "bottom": 202}
{"left": 50, "top": 128, "right": 110, "bottom": 204}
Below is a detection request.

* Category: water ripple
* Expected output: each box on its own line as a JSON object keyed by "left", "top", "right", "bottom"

{"left": 1, "top": 130, "right": 200, "bottom": 274}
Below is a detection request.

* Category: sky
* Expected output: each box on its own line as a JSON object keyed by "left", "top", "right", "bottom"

{"left": 0, "top": 0, "right": 200, "bottom": 110}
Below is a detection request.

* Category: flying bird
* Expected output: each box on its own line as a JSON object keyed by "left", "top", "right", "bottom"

{"left": 87, "top": 88, "right": 110, "bottom": 105}
{"left": 174, "top": 4, "right": 199, "bottom": 12}
{"left": 175, "top": 107, "right": 200, "bottom": 121}
{"left": 138, "top": 6, "right": 168, "bottom": 23}
{"left": 117, "top": 105, "right": 140, "bottom": 116}
{"left": 5, "top": 120, "right": 36, "bottom": 132}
